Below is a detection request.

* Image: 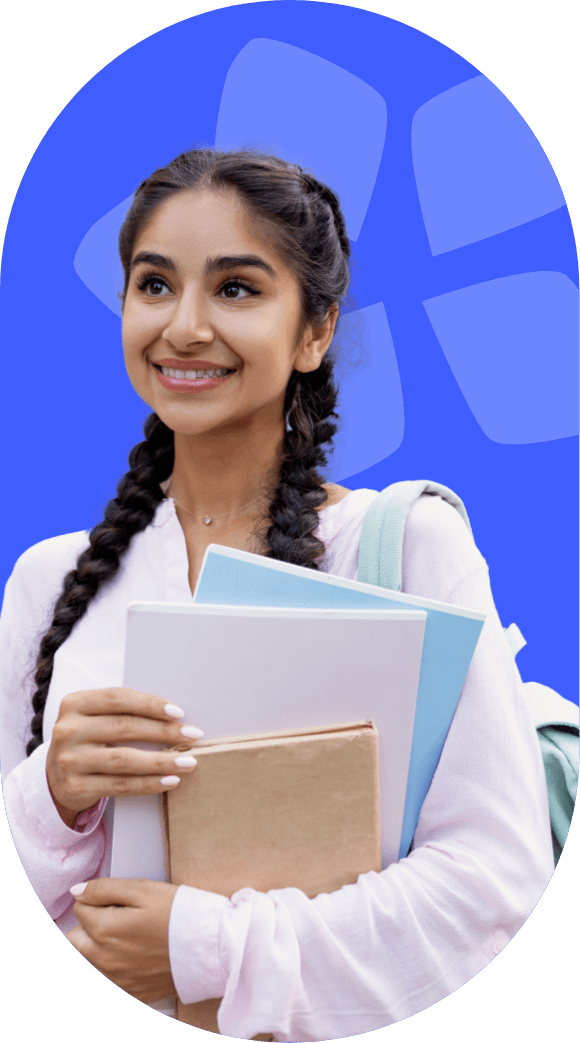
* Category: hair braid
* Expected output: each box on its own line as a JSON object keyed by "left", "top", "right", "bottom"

{"left": 265, "top": 356, "right": 339, "bottom": 568}
{"left": 26, "top": 414, "right": 174, "bottom": 756}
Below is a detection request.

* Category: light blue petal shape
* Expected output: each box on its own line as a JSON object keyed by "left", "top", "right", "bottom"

{"left": 423, "top": 272, "right": 579, "bottom": 443}
{"left": 215, "top": 39, "right": 386, "bottom": 241}
{"left": 73, "top": 195, "right": 133, "bottom": 316}
{"left": 412, "top": 75, "right": 566, "bottom": 255}
{"left": 329, "top": 303, "right": 404, "bottom": 480}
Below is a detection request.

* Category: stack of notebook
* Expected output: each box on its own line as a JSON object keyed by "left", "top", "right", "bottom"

{"left": 112, "top": 544, "right": 486, "bottom": 1028}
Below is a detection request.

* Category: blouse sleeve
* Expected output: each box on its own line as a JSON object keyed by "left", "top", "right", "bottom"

{"left": 0, "top": 539, "right": 108, "bottom": 925}
{"left": 167, "top": 495, "right": 555, "bottom": 1040}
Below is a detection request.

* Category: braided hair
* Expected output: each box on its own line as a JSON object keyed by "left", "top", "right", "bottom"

{"left": 26, "top": 150, "right": 351, "bottom": 756}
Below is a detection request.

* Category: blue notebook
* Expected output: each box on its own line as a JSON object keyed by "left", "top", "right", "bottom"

{"left": 194, "top": 545, "right": 486, "bottom": 858}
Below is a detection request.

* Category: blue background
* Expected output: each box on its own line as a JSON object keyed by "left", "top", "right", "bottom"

{"left": 1, "top": 2, "right": 577, "bottom": 703}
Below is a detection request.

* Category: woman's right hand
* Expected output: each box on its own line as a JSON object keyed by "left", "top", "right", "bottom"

{"left": 45, "top": 688, "right": 202, "bottom": 827}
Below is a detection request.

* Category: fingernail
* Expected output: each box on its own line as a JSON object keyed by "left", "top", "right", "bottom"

{"left": 180, "top": 725, "right": 204, "bottom": 739}
{"left": 160, "top": 775, "right": 181, "bottom": 786}
{"left": 174, "top": 755, "right": 197, "bottom": 768}
{"left": 70, "top": 882, "right": 88, "bottom": 896}
{"left": 164, "top": 703, "right": 186, "bottom": 719}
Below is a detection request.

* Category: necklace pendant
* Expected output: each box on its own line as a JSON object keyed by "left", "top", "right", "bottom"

{"left": 203, "top": 516, "right": 212, "bottom": 525}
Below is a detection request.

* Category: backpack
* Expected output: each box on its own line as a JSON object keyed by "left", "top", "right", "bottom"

{"left": 358, "top": 480, "right": 579, "bottom": 865}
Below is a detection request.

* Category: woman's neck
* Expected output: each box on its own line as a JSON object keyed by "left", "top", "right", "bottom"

{"left": 169, "top": 419, "right": 282, "bottom": 520}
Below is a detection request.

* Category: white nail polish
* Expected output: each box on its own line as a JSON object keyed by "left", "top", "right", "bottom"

{"left": 180, "top": 725, "right": 205, "bottom": 742}
{"left": 175, "top": 755, "right": 197, "bottom": 768}
{"left": 70, "top": 882, "right": 88, "bottom": 896}
{"left": 164, "top": 703, "right": 186, "bottom": 719}
{"left": 160, "top": 775, "right": 181, "bottom": 786}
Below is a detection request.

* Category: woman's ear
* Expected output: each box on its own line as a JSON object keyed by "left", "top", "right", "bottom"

{"left": 294, "top": 306, "right": 339, "bottom": 373}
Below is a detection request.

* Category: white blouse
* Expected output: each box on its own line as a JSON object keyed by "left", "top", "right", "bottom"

{"left": 0, "top": 489, "right": 554, "bottom": 1041}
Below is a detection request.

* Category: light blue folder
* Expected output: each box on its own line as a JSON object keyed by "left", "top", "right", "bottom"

{"left": 194, "top": 545, "right": 486, "bottom": 858}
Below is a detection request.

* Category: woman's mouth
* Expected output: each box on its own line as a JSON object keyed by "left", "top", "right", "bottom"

{"left": 152, "top": 363, "right": 237, "bottom": 394}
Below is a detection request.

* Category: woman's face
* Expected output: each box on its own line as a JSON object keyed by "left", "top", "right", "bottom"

{"left": 122, "top": 188, "right": 333, "bottom": 438}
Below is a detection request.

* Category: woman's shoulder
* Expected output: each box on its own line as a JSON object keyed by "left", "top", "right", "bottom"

{"left": 2, "top": 532, "right": 88, "bottom": 668}
{"left": 405, "top": 490, "right": 476, "bottom": 542}
{"left": 403, "top": 492, "right": 488, "bottom": 600}
{"left": 8, "top": 530, "right": 91, "bottom": 608}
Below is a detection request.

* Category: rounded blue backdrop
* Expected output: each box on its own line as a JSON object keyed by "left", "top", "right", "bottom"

{"left": 1, "top": 2, "right": 577, "bottom": 702}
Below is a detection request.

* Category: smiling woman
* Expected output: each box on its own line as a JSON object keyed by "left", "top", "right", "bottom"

{"left": 0, "top": 149, "right": 554, "bottom": 1041}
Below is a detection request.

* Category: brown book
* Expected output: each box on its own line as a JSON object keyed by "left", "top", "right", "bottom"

{"left": 164, "top": 720, "right": 381, "bottom": 1035}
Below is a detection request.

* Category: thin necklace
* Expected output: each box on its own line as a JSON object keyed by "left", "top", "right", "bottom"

{"left": 168, "top": 484, "right": 266, "bottom": 525}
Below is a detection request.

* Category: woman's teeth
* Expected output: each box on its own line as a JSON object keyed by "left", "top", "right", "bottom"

{"left": 160, "top": 367, "right": 232, "bottom": 380}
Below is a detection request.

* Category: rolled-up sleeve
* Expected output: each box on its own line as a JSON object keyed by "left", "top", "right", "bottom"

{"left": 2, "top": 742, "right": 107, "bottom": 921}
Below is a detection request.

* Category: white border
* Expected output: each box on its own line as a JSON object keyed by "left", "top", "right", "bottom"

{"left": 128, "top": 599, "right": 427, "bottom": 622}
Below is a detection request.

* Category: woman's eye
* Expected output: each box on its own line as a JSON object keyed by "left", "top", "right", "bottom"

{"left": 136, "top": 276, "right": 172, "bottom": 296}
{"left": 219, "top": 281, "right": 257, "bottom": 300}
{"left": 148, "top": 279, "right": 168, "bottom": 296}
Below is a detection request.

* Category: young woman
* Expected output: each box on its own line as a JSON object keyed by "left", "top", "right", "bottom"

{"left": 0, "top": 150, "right": 553, "bottom": 1040}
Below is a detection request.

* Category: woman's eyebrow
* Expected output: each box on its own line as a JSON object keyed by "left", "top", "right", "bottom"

{"left": 130, "top": 251, "right": 177, "bottom": 273}
{"left": 129, "top": 251, "right": 277, "bottom": 279}
{"left": 204, "top": 254, "right": 278, "bottom": 279}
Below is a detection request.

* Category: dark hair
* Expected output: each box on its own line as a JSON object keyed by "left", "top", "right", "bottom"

{"left": 26, "top": 149, "right": 351, "bottom": 756}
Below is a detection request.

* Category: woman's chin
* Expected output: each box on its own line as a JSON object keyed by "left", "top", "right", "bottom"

{"left": 157, "top": 408, "right": 246, "bottom": 440}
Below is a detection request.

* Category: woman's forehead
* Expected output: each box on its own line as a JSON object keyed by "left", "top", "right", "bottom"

{"left": 137, "top": 187, "right": 255, "bottom": 238}
{"left": 132, "top": 187, "right": 279, "bottom": 266}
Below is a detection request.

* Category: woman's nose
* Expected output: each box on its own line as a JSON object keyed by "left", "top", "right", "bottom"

{"left": 162, "top": 287, "right": 212, "bottom": 344}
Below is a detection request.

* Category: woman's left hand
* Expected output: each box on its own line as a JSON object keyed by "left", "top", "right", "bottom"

{"left": 66, "top": 878, "right": 179, "bottom": 1003}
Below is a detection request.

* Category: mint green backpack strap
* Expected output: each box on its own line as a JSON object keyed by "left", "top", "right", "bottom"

{"left": 358, "top": 479, "right": 473, "bottom": 590}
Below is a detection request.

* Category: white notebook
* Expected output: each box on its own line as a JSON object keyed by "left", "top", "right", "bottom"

{"left": 111, "top": 603, "right": 427, "bottom": 880}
